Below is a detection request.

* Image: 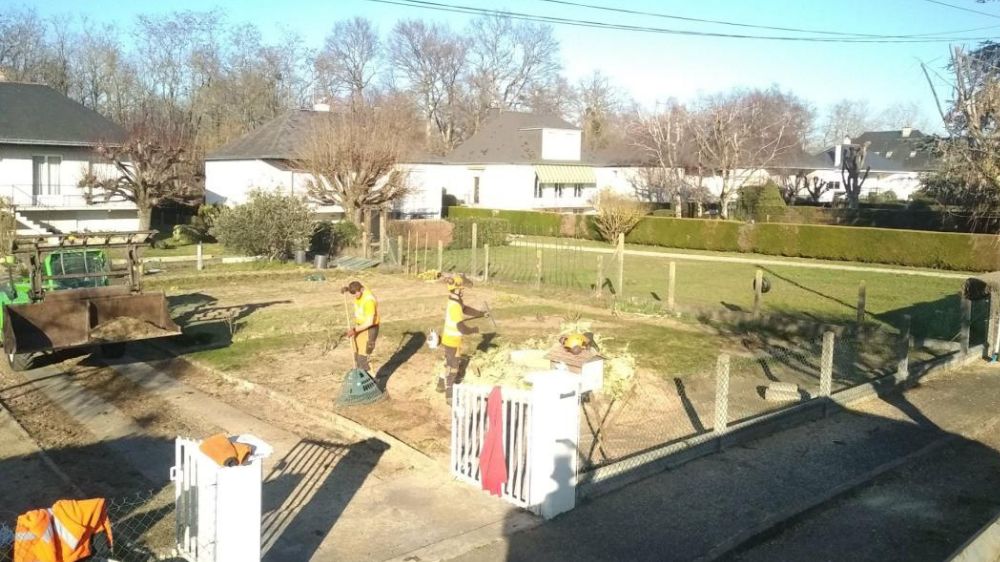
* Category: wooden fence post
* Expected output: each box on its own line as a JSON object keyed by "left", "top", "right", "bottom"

{"left": 714, "top": 354, "right": 730, "bottom": 438}
{"left": 857, "top": 280, "right": 867, "bottom": 326}
{"left": 961, "top": 294, "right": 972, "bottom": 356}
{"left": 535, "top": 250, "right": 543, "bottom": 290}
{"left": 667, "top": 261, "right": 676, "bottom": 312}
{"left": 595, "top": 255, "right": 603, "bottom": 298}
{"left": 362, "top": 231, "right": 369, "bottom": 260}
{"left": 397, "top": 235, "right": 404, "bottom": 269}
{"left": 379, "top": 209, "right": 387, "bottom": 264}
{"left": 483, "top": 244, "right": 490, "bottom": 282}
{"left": 196, "top": 242, "right": 204, "bottom": 271}
{"left": 405, "top": 231, "right": 411, "bottom": 274}
{"left": 471, "top": 222, "right": 478, "bottom": 277}
{"left": 753, "top": 268, "right": 763, "bottom": 319}
{"left": 617, "top": 233, "right": 625, "bottom": 299}
{"left": 423, "top": 233, "right": 429, "bottom": 274}
{"left": 437, "top": 240, "right": 443, "bottom": 272}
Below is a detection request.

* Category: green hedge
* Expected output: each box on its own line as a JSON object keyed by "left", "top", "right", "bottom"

{"left": 445, "top": 207, "right": 1000, "bottom": 271}
{"left": 447, "top": 217, "right": 511, "bottom": 249}
{"left": 448, "top": 207, "right": 562, "bottom": 236}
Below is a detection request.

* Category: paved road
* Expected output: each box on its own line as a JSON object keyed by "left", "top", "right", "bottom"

{"left": 512, "top": 241, "right": 969, "bottom": 279}
{"left": 449, "top": 365, "right": 1000, "bottom": 562}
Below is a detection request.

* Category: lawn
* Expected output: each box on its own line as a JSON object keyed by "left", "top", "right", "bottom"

{"left": 434, "top": 238, "right": 979, "bottom": 342}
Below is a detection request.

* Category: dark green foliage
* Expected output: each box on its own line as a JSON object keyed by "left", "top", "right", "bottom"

{"left": 448, "top": 217, "right": 511, "bottom": 248}
{"left": 311, "top": 220, "right": 361, "bottom": 256}
{"left": 211, "top": 191, "right": 314, "bottom": 260}
{"left": 448, "top": 207, "right": 562, "bottom": 235}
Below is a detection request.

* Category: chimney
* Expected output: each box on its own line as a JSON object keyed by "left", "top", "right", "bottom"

{"left": 901, "top": 127, "right": 912, "bottom": 138}
{"left": 312, "top": 102, "right": 331, "bottom": 112}
{"left": 842, "top": 135, "right": 851, "bottom": 145}
{"left": 834, "top": 144, "right": 842, "bottom": 168}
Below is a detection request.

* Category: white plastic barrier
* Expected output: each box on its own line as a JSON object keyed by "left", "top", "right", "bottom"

{"left": 172, "top": 435, "right": 272, "bottom": 562}
{"left": 451, "top": 371, "right": 580, "bottom": 519}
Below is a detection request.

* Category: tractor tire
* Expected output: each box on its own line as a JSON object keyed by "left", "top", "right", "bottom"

{"left": 100, "top": 343, "right": 127, "bottom": 359}
{"left": 7, "top": 352, "right": 33, "bottom": 372}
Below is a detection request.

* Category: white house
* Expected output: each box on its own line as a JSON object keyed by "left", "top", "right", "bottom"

{"left": 204, "top": 106, "right": 442, "bottom": 219}
{"left": 0, "top": 81, "right": 139, "bottom": 233}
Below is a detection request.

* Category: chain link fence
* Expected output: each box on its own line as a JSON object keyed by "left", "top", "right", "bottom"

{"left": 0, "top": 489, "right": 181, "bottom": 562}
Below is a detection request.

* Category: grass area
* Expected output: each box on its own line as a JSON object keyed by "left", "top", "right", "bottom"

{"left": 518, "top": 235, "right": 976, "bottom": 276}
{"left": 435, "top": 240, "right": 977, "bottom": 341}
{"left": 144, "top": 241, "right": 226, "bottom": 258}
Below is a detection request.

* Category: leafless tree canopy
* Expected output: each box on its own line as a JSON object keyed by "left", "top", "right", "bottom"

{"left": 690, "top": 87, "right": 811, "bottom": 218}
{"left": 316, "top": 17, "right": 382, "bottom": 104}
{"left": 630, "top": 100, "right": 691, "bottom": 216}
{"left": 296, "top": 102, "right": 419, "bottom": 226}
{"left": 79, "top": 128, "right": 201, "bottom": 230}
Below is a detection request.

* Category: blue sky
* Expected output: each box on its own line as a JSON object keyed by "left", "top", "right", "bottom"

{"left": 28, "top": 0, "right": 1000, "bottom": 131}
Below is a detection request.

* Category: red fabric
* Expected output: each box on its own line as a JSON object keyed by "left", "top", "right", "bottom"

{"left": 479, "top": 386, "right": 508, "bottom": 496}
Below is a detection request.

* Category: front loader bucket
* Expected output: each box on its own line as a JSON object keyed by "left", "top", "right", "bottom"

{"left": 3, "top": 288, "right": 181, "bottom": 356}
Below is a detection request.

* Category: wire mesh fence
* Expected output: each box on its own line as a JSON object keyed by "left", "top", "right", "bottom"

{"left": 0, "top": 489, "right": 181, "bottom": 562}
{"left": 577, "top": 325, "right": 911, "bottom": 476}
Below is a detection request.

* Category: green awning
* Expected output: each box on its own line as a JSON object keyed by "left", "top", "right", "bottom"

{"left": 534, "top": 165, "right": 596, "bottom": 184}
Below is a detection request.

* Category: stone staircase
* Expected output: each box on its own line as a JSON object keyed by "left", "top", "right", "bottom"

{"left": 14, "top": 211, "right": 57, "bottom": 235}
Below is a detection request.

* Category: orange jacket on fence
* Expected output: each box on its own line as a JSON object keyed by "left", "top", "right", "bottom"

{"left": 14, "top": 498, "right": 114, "bottom": 562}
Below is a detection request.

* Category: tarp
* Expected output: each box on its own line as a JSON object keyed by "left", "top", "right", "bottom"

{"left": 534, "top": 164, "right": 596, "bottom": 185}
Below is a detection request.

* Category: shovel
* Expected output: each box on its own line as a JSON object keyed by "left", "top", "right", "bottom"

{"left": 482, "top": 301, "right": 498, "bottom": 331}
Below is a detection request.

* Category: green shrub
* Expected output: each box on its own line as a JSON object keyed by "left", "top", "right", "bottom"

{"left": 171, "top": 224, "right": 203, "bottom": 245}
{"left": 212, "top": 191, "right": 314, "bottom": 260}
{"left": 190, "top": 203, "right": 223, "bottom": 240}
{"left": 311, "top": 220, "right": 361, "bottom": 256}
{"left": 448, "top": 217, "right": 511, "bottom": 249}
{"left": 626, "top": 217, "right": 743, "bottom": 252}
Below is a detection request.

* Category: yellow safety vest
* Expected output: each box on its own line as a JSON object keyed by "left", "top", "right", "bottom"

{"left": 353, "top": 289, "right": 380, "bottom": 327}
{"left": 442, "top": 297, "right": 464, "bottom": 348}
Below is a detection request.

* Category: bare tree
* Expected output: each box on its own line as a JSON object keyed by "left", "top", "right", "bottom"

{"left": 296, "top": 103, "right": 416, "bottom": 228}
{"left": 389, "top": 19, "right": 468, "bottom": 152}
{"left": 631, "top": 100, "right": 690, "bottom": 217}
{"left": 819, "top": 99, "right": 873, "bottom": 148}
{"left": 466, "top": 14, "right": 561, "bottom": 127}
{"left": 0, "top": 7, "right": 48, "bottom": 81}
{"left": 841, "top": 141, "right": 871, "bottom": 209}
{"left": 875, "top": 100, "right": 929, "bottom": 131}
{"left": 691, "top": 88, "right": 806, "bottom": 219}
{"left": 575, "top": 71, "right": 623, "bottom": 150}
{"left": 315, "top": 17, "right": 382, "bottom": 103}
{"left": 921, "top": 43, "right": 1000, "bottom": 222}
{"left": 80, "top": 129, "right": 202, "bottom": 230}
{"left": 592, "top": 189, "right": 648, "bottom": 243}
{"left": 804, "top": 176, "right": 833, "bottom": 204}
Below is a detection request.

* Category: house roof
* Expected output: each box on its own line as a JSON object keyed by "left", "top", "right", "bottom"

{"left": 444, "top": 110, "right": 581, "bottom": 165}
{"left": 812, "top": 146, "right": 911, "bottom": 173}
{"left": 207, "top": 108, "right": 447, "bottom": 164}
{"left": 852, "top": 129, "right": 937, "bottom": 171}
{"left": 207, "top": 110, "right": 321, "bottom": 161}
{"left": 0, "top": 82, "right": 125, "bottom": 146}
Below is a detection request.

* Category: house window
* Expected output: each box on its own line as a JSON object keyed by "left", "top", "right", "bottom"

{"left": 473, "top": 176, "right": 480, "bottom": 204}
{"left": 909, "top": 151, "right": 917, "bottom": 158}
{"left": 885, "top": 151, "right": 893, "bottom": 158}
{"left": 573, "top": 184, "right": 583, "bottom": 197}
{"left": 534, "top": 177, "right": 543, "bottom": 198}
{"left": 32, "top": 155, "right": 61, "bottom": 195}
{"left": 554, "top": 183, "right": 564, "bottom": 198}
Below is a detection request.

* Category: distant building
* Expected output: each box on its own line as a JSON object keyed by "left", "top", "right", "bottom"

{"left": 0, "top": 81, "right": 139, "bottom": 233}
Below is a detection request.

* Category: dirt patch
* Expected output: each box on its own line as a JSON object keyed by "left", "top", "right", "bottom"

{"left": 90, "top": 317, "right": 175, "bottom": 341}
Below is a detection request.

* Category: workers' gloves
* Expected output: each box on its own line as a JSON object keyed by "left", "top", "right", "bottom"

{"left": 346, "top": 327, "right": 357, "bottom": 338}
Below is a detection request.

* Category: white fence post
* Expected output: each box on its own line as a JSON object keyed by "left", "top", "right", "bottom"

{"left": 173, "top": 435, "right": 272, "bottom": 562}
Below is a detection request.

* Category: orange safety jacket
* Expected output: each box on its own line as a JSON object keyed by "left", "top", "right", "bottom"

{"left": 14, "top": 498, "right": 114, "bottom": 562}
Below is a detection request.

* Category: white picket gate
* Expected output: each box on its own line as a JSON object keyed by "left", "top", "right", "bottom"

{"left": 172, "top": 435, "right": 271, "bottom": 562}
{"left": 450, "top": 384, "right": 534, "bottom": 508}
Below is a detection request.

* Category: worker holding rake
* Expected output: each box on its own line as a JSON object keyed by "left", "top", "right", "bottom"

{"left": 342, "top": 281, "right": 380, "bottom": 373}
{"left": 438, "top": 275, "right": 489, "bottom": 400}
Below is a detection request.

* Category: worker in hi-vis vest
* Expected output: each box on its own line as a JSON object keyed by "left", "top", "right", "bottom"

{"left": 343, "top": 280, "right": 380, "bottom": 373}
{"left": 438, "top": 275, "right": 487, "bottom": 400}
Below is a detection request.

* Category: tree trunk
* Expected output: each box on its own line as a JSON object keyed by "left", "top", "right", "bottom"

{"left": 138, "top": 206, "right": 152, "bottom": 232}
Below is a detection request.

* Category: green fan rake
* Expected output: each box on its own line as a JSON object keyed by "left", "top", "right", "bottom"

{"left": 337, "top": 368, "right": 384, "bottom": 406}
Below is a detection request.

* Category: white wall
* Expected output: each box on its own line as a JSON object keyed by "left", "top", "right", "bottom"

{"left": 397, "top": 163, "right": 447, "bottom": 218}
{"left": 22, "top": 209, "right": 140, "bottom": 232}
{"left": 802, "top": 170, "right": 922, "bottom": 203}
{"left": 541, "top": 129, "right": 582, "bottom": 161}
{"left": 0, "top": 144, "right": 119, "bottom": 207}
{"left": 204, "top": 159, "right": 310, "bottom": 205}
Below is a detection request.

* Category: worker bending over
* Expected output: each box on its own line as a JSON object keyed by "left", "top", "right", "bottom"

{"left": 439, "top": 275, "right": 488, "bottom": 399}
{"left": 343, "top": 281, "right": 380, "bottom": 373}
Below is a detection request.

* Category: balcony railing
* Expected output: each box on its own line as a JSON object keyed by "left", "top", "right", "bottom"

{"left": 2, "top": 184, "right": 136, "bottom": 210}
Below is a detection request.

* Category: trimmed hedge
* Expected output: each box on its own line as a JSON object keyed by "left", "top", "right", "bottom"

{"left": 449, "top": 207, "right": 1000, "bottom": 271}
{"left": 448, "top": 207, "right": 563, "bottom": 236}
{"left": 448, "top": 217, "right": 511, "bottom": 249}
